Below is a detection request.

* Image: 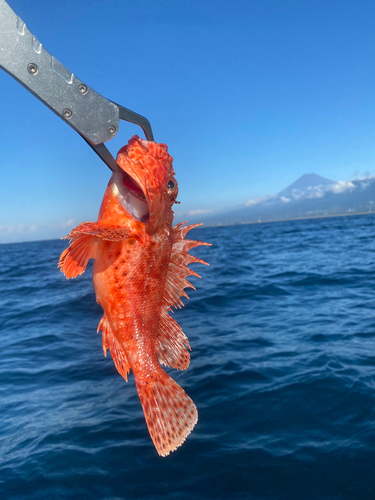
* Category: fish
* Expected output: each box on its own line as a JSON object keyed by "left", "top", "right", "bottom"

{"left": 58, "top": 135, "right": 210, "bottom": 456}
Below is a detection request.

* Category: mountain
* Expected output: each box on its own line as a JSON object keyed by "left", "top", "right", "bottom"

{"left": 189, "top": 175, "right": 375, "bottom": 226}
{"left": 278, "top": 173, "right": 334, "bottom": 198}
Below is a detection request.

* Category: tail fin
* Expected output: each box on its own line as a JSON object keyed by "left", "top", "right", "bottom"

{"left": 136, "top": 371, "right": 198, "bottom": 457}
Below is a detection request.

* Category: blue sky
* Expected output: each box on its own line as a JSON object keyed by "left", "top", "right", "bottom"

{"left": 1, "top": 0, "right": 375, "bottom": 242}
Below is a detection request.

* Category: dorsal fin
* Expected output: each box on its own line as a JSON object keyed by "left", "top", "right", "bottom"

{"left": 163, "top": 222, "right": 210, "bottom": 310}
{"left": 156, "top": 223, "right": 210, "bottom": 370}
{"left": 156, "top": 310, "right": 191, "bottom": 370}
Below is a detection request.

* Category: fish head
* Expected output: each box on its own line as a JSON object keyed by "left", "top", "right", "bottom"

{"left": 98, "top": 135, "right": 178, "bottom": 231}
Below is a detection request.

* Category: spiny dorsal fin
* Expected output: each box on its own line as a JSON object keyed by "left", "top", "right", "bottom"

{"left": 156, "top": 222, "right": 209, "bottom": 370}
{"left": 163, "top": 222, "right": 210, "bottom": 310}
{"left": 156, "top": 310, "right": 191, "bottom": 370}
{"left": 97, "top": 315, "right": 130, "bottom": 382}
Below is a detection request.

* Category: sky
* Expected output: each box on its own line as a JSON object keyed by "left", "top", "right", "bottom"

{"left": 1, "top": 0, "right": 375, "bottom": 242}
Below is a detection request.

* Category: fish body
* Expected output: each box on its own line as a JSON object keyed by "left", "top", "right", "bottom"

{"left": 59, "top": 136, "right": 209, "bottom": 456}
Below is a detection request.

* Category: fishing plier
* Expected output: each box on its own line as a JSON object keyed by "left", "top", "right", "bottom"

{"left": 0, "top": 0, "right": 154, "bottom": 173}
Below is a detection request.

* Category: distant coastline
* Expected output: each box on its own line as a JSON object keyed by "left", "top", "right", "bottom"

{"left": 200, "top": 210, "right": 375, "bottom": 228}
{"left": 194, "top": 174, "right": 375, "bottom": 229}
{"left": 3, "top": 211, "right": 375, "bottom": 245}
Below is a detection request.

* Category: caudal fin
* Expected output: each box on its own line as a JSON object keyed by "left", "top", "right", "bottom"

{"left": 136, "top": 372, "right": 198, "bottom": 457}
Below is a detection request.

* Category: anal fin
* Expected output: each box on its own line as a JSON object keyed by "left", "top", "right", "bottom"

{"left": 97, "top": 315, "right": 130, "bottom": 382}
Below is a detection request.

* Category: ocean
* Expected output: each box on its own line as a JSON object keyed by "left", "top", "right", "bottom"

{"left": 1, "top": 214, "right": 375, "bottom": 499}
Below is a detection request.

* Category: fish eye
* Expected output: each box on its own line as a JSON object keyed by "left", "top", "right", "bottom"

{"left": 167, "top": 180, "right": 175, "bottom": 190}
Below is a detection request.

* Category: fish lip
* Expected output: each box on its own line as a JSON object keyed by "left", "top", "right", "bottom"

{"left": 112, "top": 171, "right": 150, "bottom": 223}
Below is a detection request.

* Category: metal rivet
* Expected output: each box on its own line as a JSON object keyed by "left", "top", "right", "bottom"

{"left": 27, "top": 63, "right": 38, "bottom": 75}
{"left": 63, "top": 108, "right": 72, "bottom": 119}
{"left": 78, "top": 84, "right": 88, "bottom": 95}
{"left": 108, "top": 125, "right": 117, "bottom": 135}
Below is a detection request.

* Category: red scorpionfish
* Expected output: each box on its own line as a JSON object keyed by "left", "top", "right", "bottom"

{"left": 59, "top": 135, "right": 210, "bottom": 456}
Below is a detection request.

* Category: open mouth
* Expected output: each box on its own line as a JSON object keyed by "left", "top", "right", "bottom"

{"left": 113, "top": 171, "right": 150, "bottom": 223}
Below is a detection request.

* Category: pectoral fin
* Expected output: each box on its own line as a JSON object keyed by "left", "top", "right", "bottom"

{"left": 59, "top": 221, "right": 131, "bottom": 279}
{"left": 66, "top": 222, "right": 130, "bottom": 241}
{"left": 58, "top": 233, "right": 98, "bottom": 279}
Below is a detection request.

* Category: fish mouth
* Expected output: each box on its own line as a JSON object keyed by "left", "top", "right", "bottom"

{"left": 112, "top": 171, "right": 150, "bottom": 223}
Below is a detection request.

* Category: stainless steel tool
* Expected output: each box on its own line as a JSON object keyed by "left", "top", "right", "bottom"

{"left": 0, "top": 0, "right": 154, "bottom": 173}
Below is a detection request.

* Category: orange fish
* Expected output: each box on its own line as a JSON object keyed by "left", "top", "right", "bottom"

{"left": 58, "top": 135, "right": 210, "bottom": 456}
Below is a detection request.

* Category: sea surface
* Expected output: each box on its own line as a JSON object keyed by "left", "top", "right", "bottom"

{"left": 1, "top": 214, "right": 375, "bottom": 499}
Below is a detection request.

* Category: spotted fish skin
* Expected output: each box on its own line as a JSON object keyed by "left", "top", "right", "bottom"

{"left": 59, "top": 135, "right": 210, "bottom": 456}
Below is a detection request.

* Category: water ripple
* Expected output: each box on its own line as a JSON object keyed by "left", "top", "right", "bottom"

{"left": 1, "top": 216, "right": 375, "bottom": 498}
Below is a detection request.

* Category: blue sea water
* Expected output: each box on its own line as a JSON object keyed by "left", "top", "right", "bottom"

{"left": 1, "top": 214, "right": 375, "bottom": 499}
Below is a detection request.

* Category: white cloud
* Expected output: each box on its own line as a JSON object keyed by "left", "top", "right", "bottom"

{"left": 286, "top": 180, "right": 355, "bottom": 201}
{"left": 240, "top": 176, "right": 374, "bottom": 211}
{"left": 187, "top": 209, "right": 213, "bottom": 216}
{"left": 330, "top": 180, "right": 355, "bottom": 194}
{"left": 0, "top": 224, "right": 37, "bottom": 235}
{"left": 0, "top": 219, "right": 76, "bottom": 244}
{"left": 61, "top": 218, "right": 75, "bottom": 228}
{"left": 243, "top": 194, "right": 276, "bottom": 207}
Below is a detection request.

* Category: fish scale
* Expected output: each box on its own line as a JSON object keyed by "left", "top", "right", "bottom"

{"left": 59, "top": 135, "right": 210, "bottom": 456}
